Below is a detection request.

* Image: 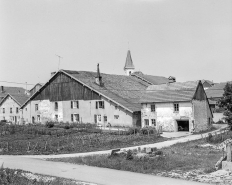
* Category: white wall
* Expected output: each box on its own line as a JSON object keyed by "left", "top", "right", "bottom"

{"left": 141, "top": 102, "right": 194, "bottom": 132}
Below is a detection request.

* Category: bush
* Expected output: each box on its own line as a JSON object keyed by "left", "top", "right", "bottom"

{"left": 140, "top": 127, "right": 157, "bottom": 135}
{"left": 126, "top": 150, "right": 133, "bottom": 160}
{"left": 45, "top": 121, "right": 54, "bottom": 128}
{"left": 127, "top": 127, "right": 140, "bottom": 135}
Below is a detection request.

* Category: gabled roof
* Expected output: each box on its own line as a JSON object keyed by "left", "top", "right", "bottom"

{"left": 0, "top": 93, "right": 30, "bottom": 106}
{"left": 131, "top": 71, "right": 169, "bottom": 85}
{"left": 21, "top": 69, "right": 152, "bottom": 112}
{"left": 202, "top": 80, "right": 214, "bottom": 85}
{"left": 141, "top": 81, "right": 199, "bottom": 103}
{"left": 0, "top": 86, "right": 26, "bottom": 99}
{"left": 124, "top": 50, "right": 135, "bottom": 70}
{"left": 205, "top": 81, "right": 232, "bottom": 98}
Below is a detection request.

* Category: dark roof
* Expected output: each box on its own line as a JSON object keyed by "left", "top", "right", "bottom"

{"left": 62, "top": 70, "right": 150, "bottom": 112}
{"left": 0, "top": 93, "right": 30, "bottom": 106}
{"left": 124, "top": 50, "right": 135, "bottom": 69}
{"left": 131, "top": 71, "right": 169, "bottom": 85}
{"left": 205, "top": 81, "right": 232, "bottom": 98}
{"left": 201, "top": 80, "right": 214, "bottom": 85}
{"left": 0, "top": 86, "right": 26, "bottom": 99}
{"left": 141, "top": 81, "right": 198, "bottom": 103}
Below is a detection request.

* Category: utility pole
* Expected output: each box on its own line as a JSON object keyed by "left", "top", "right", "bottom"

{"left": 55, "top": 54, "right": 63, "bottom": 70}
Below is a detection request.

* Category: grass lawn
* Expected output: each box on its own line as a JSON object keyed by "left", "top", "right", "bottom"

{"left": 0, "top": 168, "right": 92, "bottom": 185}
{"left": 0, "top": 124, "right": 167, "bottom": 155}
{"left": 50, "top": 139, "right": 223, "bottom": 174}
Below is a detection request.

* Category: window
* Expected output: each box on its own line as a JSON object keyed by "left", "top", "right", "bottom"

{"left": 71, "top": 101, "right": 79, "bottom": 109}
{"left": 25, "top": 108, "right": 27, "bottom": 111}
{"left": 174, "top": 103, "right": 179, "bottom": 112}
{"left": 114, "top": 115, "right": 119, "bottom": 119}
{"left": 54, "top": 102, "right": 58, "bottom": 111}
{"left": 2, "top": 108, "right": 5, "bottom": 114}
{"left": 151, "top": 104, "right": 156, "bottom": 112}
{"left": 37, "top": 115, "right": 40, "bottom": 122}
{"left": 104, "top": 116, "right": 107, "bottom": 123}
{"left": 35, "top": 104, "right": 38, "bottom": 111}
{"left": 16, "top": 107, "right": 19, "bottom": 113}
{"left": 10, "top": 108, "right": 12, "bottom": 113}
{"left": 96, "top": 101, "right": 104, "bottom": 109}
{"left": 98, "top": 115, "right": 101, "bottom": 121}
{"left": 71, "top": 114, "right": 79, "bottom": 122}
{"left": 151, "top": 119, "right": 156, "bottom": 126}
{"left": 55, "top": 115, "right": 58, "bottom": 121}
{"left": 144, "top": 119, "right": 149, "bottom": 126}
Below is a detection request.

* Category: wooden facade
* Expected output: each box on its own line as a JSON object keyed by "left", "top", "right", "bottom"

{"left": 33, "top": 72, "right": 101, "bottom": 102}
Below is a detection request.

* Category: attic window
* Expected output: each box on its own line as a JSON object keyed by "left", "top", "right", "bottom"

{"left": 151, "top": 104, "right": 156, "bottom": 112}
{"left": 2, "top": 108, "right": 5, "bottom": 114}
{"left": 10, "top": 108, "right": 12, "bottom": 113}
{"left": 16, "top": 107, "right": 19, "bottom": 113}
{"left": 174, "top": 103, "right": 179, "bottom": 112}
{"left": 71, "top": 101, "right": 79, "bottom": 109}
{"left": 96, "top": 101, "right": 104, "bottom": 109}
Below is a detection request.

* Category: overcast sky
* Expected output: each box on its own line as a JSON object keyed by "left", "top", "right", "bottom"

{"left": 0, "top": 0, "right": 231, "bottom": 88}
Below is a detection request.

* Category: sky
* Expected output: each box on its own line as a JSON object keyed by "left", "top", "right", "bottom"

{"left": 0, "top": 0, "right": 232, "bottom": 89}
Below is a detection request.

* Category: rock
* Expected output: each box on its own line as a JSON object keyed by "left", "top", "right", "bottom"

{"left": 135, "top": 153, "right": 149, "bottom": 159}
{"left": 154, "top": 150, "right": 163, "bottom": 156}
{"left": 146, "top": 147, "right": 152, "bottom": 154}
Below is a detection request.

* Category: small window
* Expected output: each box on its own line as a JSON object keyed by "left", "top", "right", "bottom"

{"left": 10, "top": 108, "right": 12, "bottom": 113}
{"left": 174, "top": 103, "right": 179, "bottom": 112}
{"left": 54, "top": 102, "right": 58, "bottom": 111}
{"left": 71, "top": 114, "right": 80, "bottom": 122}
{"left": 151, "top": 104, "right": 156, "bottom": 112}
{"left": 35, "top": 104, "right": 38, "bottom": 111}
{"left": 3, "top": 108, "right": 5, "bottom": 114}
{"left": 98, "top": 101, "right": 105, "bottom": 109}
{"left": 55, "top": 114, "right": 58, "bottom": 121}
{"left": 151, "top": 119, "right": 156, "bottom": 126}
{"left": 37, "top": 115, "right": 40, "bottom": 122}
{"left": 104, "top": 116, "right": 107, "bottom": 123}
{"left": 16, "top": 107, "right": 19, "bottom": 113}
{"left": 98, "top": 115, "right": 101, "bottom": 121}
{"left": 144, "top": 119, "right": 149, "bottom": 126}
{"left": 25, "top": 108, "right": 27, "bottom": 111}
{"left": 114, "top": 115, "right": 119, "bottom": 119}
{"left": 71, "top": 101, "right": 79, "bottom": 109}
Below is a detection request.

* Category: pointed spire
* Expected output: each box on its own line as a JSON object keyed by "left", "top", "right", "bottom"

{"left": 124, "top": 50, "right": 135, "bottom": 70}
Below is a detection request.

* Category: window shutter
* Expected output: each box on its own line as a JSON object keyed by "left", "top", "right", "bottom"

{"left": 102, "top": 101, "right": 105, "bottom": 109}
{"left": 71, "top": 114, "right": 73, "bottom": 122}
{"left": 71, "top": 101, "right": 73, "bottom": 109}
{"left": 96, "top": 102, "right": 98, "bottom": 109}
{"left": 77, "top": 114, "right": 80, "bottom": 122}
{"left": 77, "top": 101, "right": 79, "bottom": 109}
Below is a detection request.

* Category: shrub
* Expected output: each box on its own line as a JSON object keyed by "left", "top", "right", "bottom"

{"left": 140, "top": 127, "right": 157, "bottom": 135}
{"left": 127, "top": 127, "right": 140, "bottom": 135}
{"left": 45, "top": 121, "right": 54, "bottom": 128}
{"left": 126, "top": 150, "right": 133, "bottom": 160}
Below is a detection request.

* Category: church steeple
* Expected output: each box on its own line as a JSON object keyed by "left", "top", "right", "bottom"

{"left": 124, "top": 50, "right": 135, "bottom": 76}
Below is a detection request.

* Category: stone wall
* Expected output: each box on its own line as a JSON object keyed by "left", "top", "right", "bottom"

{"left": 193, "top": 100, "right": 212, "bottom": 132}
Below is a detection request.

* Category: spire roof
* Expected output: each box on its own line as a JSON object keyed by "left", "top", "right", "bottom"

{"left": 124, "top": 50, "right": 135, "bottom": 70}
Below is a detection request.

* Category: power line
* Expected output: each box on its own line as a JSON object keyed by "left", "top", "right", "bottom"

{"left": 0, "top": 80, "right": 35, "bottom": 86}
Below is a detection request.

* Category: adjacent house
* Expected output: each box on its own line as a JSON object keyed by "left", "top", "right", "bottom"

{"left": 0, "top": 86, "right": 26, "bottom": 101}
{"left": 140, "top": 81, "right": 213, "bottom": 132}
{"left": 0, "top": 93, "right": 30, "bottom": 123}
{"left": 201, "top": 80, "right": 214, "bottom": 90}
{"left": 29, "top": 83, "right": 43, "bottom": 95}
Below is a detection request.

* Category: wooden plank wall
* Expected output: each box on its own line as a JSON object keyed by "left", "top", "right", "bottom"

{"left": 34, "top": 73, "right": 101, "bottom": 101}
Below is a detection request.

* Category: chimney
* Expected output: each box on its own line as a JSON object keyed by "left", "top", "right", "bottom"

{"left": 1, "top": 86, "right": 4, "bottom": 93}
{"left": 51, "top": 71, "right": 56, "bottom": 77}
{"left": 95, "top": 63, "right": 103, "bottom": 86}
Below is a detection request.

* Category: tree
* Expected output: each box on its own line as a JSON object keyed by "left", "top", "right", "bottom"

{"left": 219, "top": 83, "right": 232, "bottom": 129}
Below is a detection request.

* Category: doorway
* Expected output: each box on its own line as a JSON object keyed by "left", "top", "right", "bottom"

{"left": 177, "top": 120, "right": 189, "bottom": 131}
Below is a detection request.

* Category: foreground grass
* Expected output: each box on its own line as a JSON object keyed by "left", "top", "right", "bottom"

{"left": 0, "top": 124, "right": 166, "bottom": 155}
{"left": 0, "top": 168, "right": 91, "bottom": 185}
{"left": 50, "top": 139, "right": 223, "bottom": 174}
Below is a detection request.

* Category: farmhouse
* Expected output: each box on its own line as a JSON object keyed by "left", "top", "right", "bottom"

{"left": 0, "top": 93, "right": 30, "bottom": 123}
{"left": 0, "top": 86, "right": 26, "bottom": 100}
{"left": 140, "top": 81, "right": 213, "bottom": 132}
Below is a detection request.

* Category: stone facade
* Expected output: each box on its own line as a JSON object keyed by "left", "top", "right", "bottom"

{"left": 22, "top": 97, "right": 138, "bottom": 127}
{"left": 141, "top": 100, "right": 212, "bottom": 132}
